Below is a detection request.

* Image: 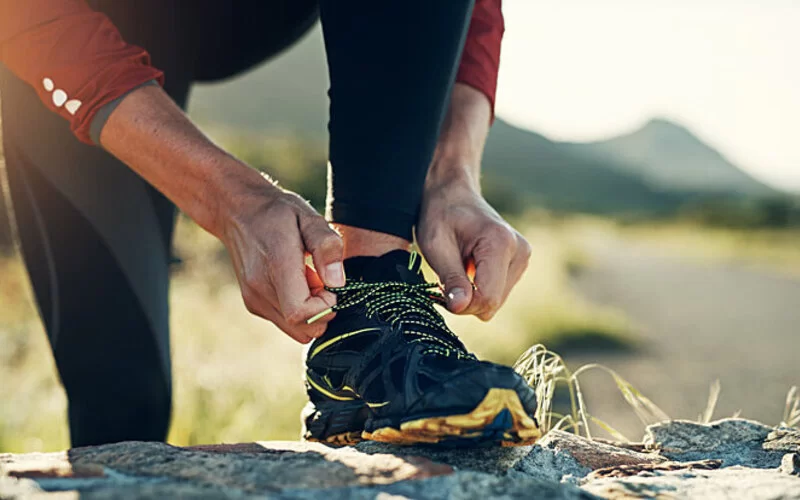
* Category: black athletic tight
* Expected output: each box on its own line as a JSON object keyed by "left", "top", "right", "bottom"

{"left": 0, "top": 0, "right": 473, "bottom": 446}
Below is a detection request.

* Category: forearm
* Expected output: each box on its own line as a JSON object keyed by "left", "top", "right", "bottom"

{"left": 427, "top": 83, "right": 493, "bottom": 192}
{"left": 99, "top": 84, "right": 268, "bottom": 235}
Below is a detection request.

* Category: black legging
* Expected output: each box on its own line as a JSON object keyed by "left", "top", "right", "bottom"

{"left": 0, "top": 0, "right": 473, "bottom": 446}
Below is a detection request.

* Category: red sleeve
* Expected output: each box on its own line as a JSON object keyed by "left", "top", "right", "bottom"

{"left": 0, "top": 0, "right": 164, "bottom": 144}
{"left": 456, "top": 0, "right": 504, "bottom": 114}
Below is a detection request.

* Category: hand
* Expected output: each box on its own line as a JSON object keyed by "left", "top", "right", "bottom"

{"left": 417, "top": 170, "right": 531, "bottom": 321}
{"left": 218, "top": 172, "right": 346, "bottom": 343}
{"left": 100, "top": 85, "right": 344, "bottom": 344}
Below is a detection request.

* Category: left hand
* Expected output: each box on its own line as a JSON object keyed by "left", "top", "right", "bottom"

{"left": 417, "top": 173, "right": 531, "bottom": 321}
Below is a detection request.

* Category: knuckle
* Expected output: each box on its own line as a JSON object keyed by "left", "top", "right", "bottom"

{"left": 492, "top": 226, "right": 516, "bottom": 247}
{"left": 316, "top": 232, "right": 344, "bottom": 256}
{"left": 307, "top": 323, "right": 326, "bottom": 338}
{"left": 441, "top": 271, "right": 469, "bottom": 286}
{"left": 477, "top": 291, "right": 501, "bottom": 312}
{"left": 284, "top": 308, "right": 307, "bottom": 326}
{"left": 485, "top": 296, "right": 501, "bottom": 312}
{"left": 478, "top": 311, "right": 496, "bottom": 322}
{"left": 519, "top": 237, "right": 533, "bottom": 260}
{"left": 241, "top": 289, "right": 260, "bottom": 315}
{"left": 418, "top": 228, "right": 447, "bottom": 253}
{"left": 270, "top": 198, "right": 296, "bottom": 218}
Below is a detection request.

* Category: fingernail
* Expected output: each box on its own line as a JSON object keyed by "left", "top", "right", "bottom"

{"left": 325, "top": 262, "right": 345, "bottom": 287}
{"left": 448, "top": 287, "right": 466, "bottom": 303}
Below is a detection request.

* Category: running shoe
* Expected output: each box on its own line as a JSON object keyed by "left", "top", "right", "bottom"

{"left": 301, "top": 250, "right": 540, "bottom": 447}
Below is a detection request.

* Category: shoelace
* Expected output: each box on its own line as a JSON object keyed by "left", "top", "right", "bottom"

{"left": 307, "top": 280, "right": 475, "bottom": 359}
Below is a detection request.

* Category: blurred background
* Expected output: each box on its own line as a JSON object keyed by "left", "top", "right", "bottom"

{"left": 1, "top": 0, "right": 798, "bottom": 451}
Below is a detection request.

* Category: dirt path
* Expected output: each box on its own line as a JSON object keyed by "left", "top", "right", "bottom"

{"left": 568, "top": 233, "right": 800, "bottom": 440}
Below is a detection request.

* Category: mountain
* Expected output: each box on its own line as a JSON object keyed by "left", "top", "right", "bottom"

{"left": 482, "top": 120, "right": 683, "bottom": 214}
{"left": 565, "top": 118, "right": 774, "bottom": 197}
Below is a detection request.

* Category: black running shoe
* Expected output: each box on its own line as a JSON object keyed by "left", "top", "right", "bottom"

{"left": 301, "top": 250, "right": 541, "bottom": 447}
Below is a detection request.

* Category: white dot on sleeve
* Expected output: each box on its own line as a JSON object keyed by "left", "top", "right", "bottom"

{"left": 65, "top": 99, "right": 82, "bottom": 115}
{"left": 52, "top": 90, "right": 67, "bottom": 107}
{"left": 43, "top": 78, "right": 54, "bottom": 91}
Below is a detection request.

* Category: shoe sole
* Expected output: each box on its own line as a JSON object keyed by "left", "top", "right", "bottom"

{"left": 305, "top": 388, "right": 540, "bottom": 448}
{"left": 363, "top": 388, "right": 540, "bottom": 447}
{"left": 311, "top": 430, "right": 363, "bottom": 446}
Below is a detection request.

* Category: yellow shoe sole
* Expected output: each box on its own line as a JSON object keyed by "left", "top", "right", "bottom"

{"left": 362, "top": 388, "right": 542, "bottom": 447}
{"left": 308, "top": 430, "right": 364, "bottom": 446}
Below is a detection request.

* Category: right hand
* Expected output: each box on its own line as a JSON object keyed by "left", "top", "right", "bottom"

{"left": 217, "top": 171, "right": 345, "bottom": 344}
{"left": 97, "top": 84, "right": 342, "bottom": 343}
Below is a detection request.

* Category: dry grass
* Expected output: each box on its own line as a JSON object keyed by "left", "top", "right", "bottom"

{"left": 513, "top": 345, "right": 799, "bottom": 441}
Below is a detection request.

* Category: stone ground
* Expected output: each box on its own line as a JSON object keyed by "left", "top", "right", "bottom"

{"left": 1, "top": 419, "right": 798, "bottom": 499}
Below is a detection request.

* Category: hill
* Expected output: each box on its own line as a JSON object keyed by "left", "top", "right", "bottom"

{"left": 566, "top": 118, "right": 774, "bottom": 197}
{"left": 482, "top": 120, "right": 683, "bottom": 214}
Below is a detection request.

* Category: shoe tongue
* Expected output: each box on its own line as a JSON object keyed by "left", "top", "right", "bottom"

{"left": 343, "top": 249, "right": 424, "bottom": 284}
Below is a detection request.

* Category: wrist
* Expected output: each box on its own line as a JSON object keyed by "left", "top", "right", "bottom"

{"left": 426, "top": 83, "right": 492, "bottom": 194}
{"left": 425, "top": 158, "right": 481, "bottom": 194}
{"left": 210, "top": 163, "right": 281, "bottom": 237}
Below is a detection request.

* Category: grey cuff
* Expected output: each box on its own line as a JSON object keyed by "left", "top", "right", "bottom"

{"left": 90, "top": 80, "right": 159, "bottom": 146}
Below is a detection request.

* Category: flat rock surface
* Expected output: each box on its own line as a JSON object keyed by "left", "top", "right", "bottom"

{"left": 2, "top": 419, "right": 799, "bottom": 499}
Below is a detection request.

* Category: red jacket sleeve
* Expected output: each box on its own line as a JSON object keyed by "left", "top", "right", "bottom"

{"left": 456, "top": 0, "right": 504, "bottom": 113}
{"left": 0, "top": 0, "right": 164, "bottom": 144}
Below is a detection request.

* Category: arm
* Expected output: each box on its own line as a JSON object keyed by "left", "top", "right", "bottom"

{"left": 0, "top": 0, "right": 162, "bottom": 143}
{"left": 419, "top": 2, "right": 532, "bottom": 321}
{"left": 455, "top": 0, "right": 504, "bottom": 117}
{"left": 100, "top": 86, "right": 344, "bottom": 343}
{"left": 1, "top": 1, "right": 345, "bottom": 342}
{"left": 419, "top": 84, "right": 530, "bottom": 321}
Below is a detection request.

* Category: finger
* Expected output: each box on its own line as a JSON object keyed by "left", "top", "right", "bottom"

{"left": 261, "top": 301, "right": 327, "bottom": 344}
{"left": 241, "top": 284, "right": 329, "bottom": 343}
{"left": 502, "top": 235, "right": 532, "bottom": 302}
{"left": 306, "top": 264, "right": 338, "bottom": 314}
{"left": 468, "top": 231, "right": 516, "bottom": 321}
{"left": 306, "top": 264, "right": 325, "bottom": 292}
{"left": 300, "top": 217, "right": 345, "bottom": 288}
{"left": 273, "top": 222, "right": 336, "bottom": 329}
{"left": 425, "top": 234, "right": 474, "bottom": 314}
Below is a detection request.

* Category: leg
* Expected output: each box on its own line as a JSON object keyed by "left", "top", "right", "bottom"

{"left": 0, "top": 0, "right": 193, "bottom": 445}
{"left": 319, "top": 0, "right": 475, "bottom": 245}
{"left": 0, "top": 71, "right": 182, "bottom": 445}
{"left": 4, "top": 155, "right": 173, "bottom": 445}
{"left": 187, "top": 0, "right": 320, "bottom": 82}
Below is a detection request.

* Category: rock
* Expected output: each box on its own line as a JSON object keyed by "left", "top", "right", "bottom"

{"left": 583, "top": 466, "right": 800, "bottom": 500}
{"left": 354, "top": 440, "right": 532, "bottom": 475}
{"left": 780, "top": 454, "right": 800, "bottom": 476}
{"left": 65, "top": 440, "right": 453, "bottom": 492}
{"left": 513, "top": 430, "right": 666, "bottom": 484}
{"left": 282, "top": 472, "right": 597, "bottom": 500}
{"left": 765, "top": 429, "right": 800, "bottom": 453}
{"left": 587, "top": 459, "right": 722, "bottom": 480}
{"left": 644, "top": 418, "right": 785, "bottom": 467}
{"left": 3, "top": 421, "right": 800, "bottom": 499}
{"left": 535, "top": 431, "right": 666, "bottom": 471}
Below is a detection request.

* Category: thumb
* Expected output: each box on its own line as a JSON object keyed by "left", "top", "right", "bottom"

{"left": 427, "top": 238, "right": 474, "bottom": 314}
{"left": 300, "top": 217, "right": 345, "bottom": 288}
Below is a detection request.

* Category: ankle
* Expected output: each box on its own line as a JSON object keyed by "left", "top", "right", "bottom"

{"left": 333, "top": 224, "right": 411, "bottom": 259}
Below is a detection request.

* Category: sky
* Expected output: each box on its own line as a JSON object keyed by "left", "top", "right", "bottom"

{"left": 496, "top": 0, "right": 800, "bottom": 190}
